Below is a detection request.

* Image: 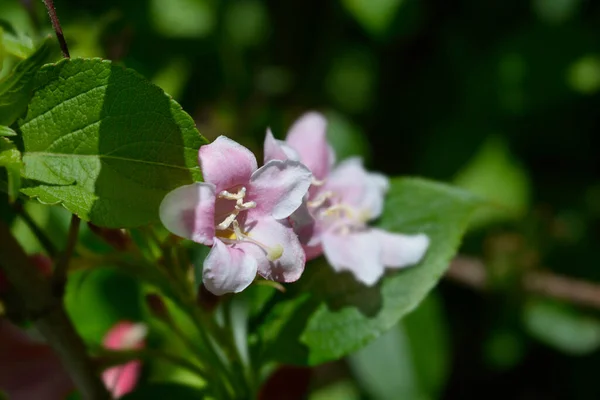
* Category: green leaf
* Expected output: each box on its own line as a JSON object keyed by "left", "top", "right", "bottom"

{"left": 348, "top": 293, "right": 448, "bottom": 400}
{"left": 0, "top": 137, "right": 21, "bottom": 202}
{"left": 65, "top": 267, "right": 144, "bottom": 345}
{"left": 150, "top": 0, "right": 215, "bottom": 39}
{"left": 453, "top": 136, "right": 530, "bottom": 229}
{"left": 0, "top": 126, "right": 16, "bottom": 137}
{"left": 19, "top": 58, "right": 206, "bottom": 228}
{"left": 254, "top": 178, "right": 480, "bottom": 365}
{"left": 341, "top": 0, "right": 405, "bottom": 37}
{"left": 0, "top": 36, "right": 54, "bottom": 125}
{"left": 523, "top": 299, "right": 600, "bottom": 355}
{"left": 120, "top": 383, "right": 207, "bottom": 400}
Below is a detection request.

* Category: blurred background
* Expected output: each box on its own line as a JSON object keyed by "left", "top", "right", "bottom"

{"left": 2, "top": 0, "right": 600, "bottom": 398}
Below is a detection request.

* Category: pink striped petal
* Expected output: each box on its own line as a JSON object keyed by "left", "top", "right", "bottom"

{"left": 199, "top": 136, "right": 258, "bottom": 193}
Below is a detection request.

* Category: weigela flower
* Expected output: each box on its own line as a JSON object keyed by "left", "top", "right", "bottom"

{"left": 102, "top": 322, "right": 147, "bottom": 399}
{"left": 160, "top": 136, "right": 312, "bottom": 295}
{"left": 264, "top": 112, "right": 430, "bottom": 286}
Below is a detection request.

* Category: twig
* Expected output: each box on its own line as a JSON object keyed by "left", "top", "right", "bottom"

{"left": 447, "top": 256, "right": 600, "bottom": 310}
{"left": 52, "top": 215, "right": 80, "bottom": 296}
{"left": 0, "top": 220, "right": 110, "bottom": 400}
{"left": 13, "top": 202, "right": 58, "bottom": 257}
{"left": 41, "top": 0, "right": 70, "bottom": 58}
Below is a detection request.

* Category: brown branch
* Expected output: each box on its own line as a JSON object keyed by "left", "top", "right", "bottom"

{"left": 41, "top": 0, "right": 70, "bottom": 58}
{"left": 447, "top": 256, "right": 600, "bottom": 310}
{"left": 0, "top": 220, "right": 110, "bottom": 399}
{"left": 52, "top": 215, "right": 80, "bottom": 296}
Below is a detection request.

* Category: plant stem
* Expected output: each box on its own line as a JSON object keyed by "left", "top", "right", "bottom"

{"left": 0, "top": 220, "right": 110, "bottom": 399}
{"left": 41, "top": 0, "right": 70, "bottom": 58}
{"left": 52, "top": 215, "right": 80, "bottom": 296}
{"left": 13, "top": 202, "right": 58, "bottom": 257}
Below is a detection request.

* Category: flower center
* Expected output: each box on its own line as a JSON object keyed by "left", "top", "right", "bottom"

{"left": 214, "top": 186, "right": 283, "bottom": 261}
{"left": 307, "top": 189, "right": 369, "bottom": 235}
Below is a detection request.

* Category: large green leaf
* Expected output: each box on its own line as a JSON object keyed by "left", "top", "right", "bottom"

{"left": 19, "top": 58, "right": 206, "bottom": 228}
{"left": 0, "top": 36, "right": 54, "bottom": 125}
{"left": 253, "top": 178, "right": 480, "bottom": 365}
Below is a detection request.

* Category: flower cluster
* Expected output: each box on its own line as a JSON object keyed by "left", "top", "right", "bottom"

{"left": 160, "top": 112, "right": 430, "bottom": 295}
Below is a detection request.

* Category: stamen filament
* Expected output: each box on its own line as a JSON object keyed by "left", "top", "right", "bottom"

{"left": 307, "top": 191, "right": 333, "bottom": 208}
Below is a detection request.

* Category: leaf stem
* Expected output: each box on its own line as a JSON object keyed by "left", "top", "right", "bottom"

{"left": 52, "top": 215, "right": 80, "bottom": 296}
{"left": 41, "top": 0, "right": 70, "bottom": 58}
{"left": 12, "top": 202, "right": 58, "bottom": 257}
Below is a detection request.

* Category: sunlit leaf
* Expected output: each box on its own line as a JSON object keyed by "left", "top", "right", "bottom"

{"left": 19, "top": 58, "right": 206, "bottom": 228}
{"left": 0, "top": 36, "right": 54, "bottom": 126}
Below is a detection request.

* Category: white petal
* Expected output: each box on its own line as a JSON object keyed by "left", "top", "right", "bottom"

{"left": 372, "top": 229, "right": 429, "bottom": 268}
{"left": 203, "top": 239, "right": 258, "bottom": 295}
{"left": 159, "top": 183, "right": 216, "bottom": 246}
{"left": 322, "top": 230, "right": 384, "bottom": 286}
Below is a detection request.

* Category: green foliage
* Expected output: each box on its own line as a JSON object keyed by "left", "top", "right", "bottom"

{"left": 341, "top": 0, "right": 405, "bottom": 37}
{"left": 0, "top": 36, "right": 55, "bottom": 126}
{"left": 254, "top": 178, "right": 480, "bottom": 365}
{"left": 523, "top": 299, "right": 600, "bottom": 355}
{"left": 65, "top": 267, "right": 145, "bottom": 345}
{"left": 121, "top": 383, "right": 207, "bottom": 399}
{"left": 19, "top": 58, "right": 206, "bottom": 228}
{"left": 454, "top": 136, "right": 530, "bottom": 229}
{"left": 150, "top": 0, "right": 215, "bottom": 39}
{"left": 0, "top": 126, "right": 16, "bottom": 137}
{"left": 0, "top": 137, "right": 21, "bottom": 202}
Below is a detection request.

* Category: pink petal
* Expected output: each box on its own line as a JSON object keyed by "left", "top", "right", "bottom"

{"left": 102, "top": 322, "right": 146, "bottom": 399}
{"left": 0, "top": 319, "right": 74, "bottom": 400}
{"left": 248, "top": 160, "right": 312, "bottom": 220}
{"left": 285, "top": 112, "right": 334, "bottom": 181}
{"left": 321, "top": 230, "right": 384, "bottom": 286}
{"left": 325, "top": 157, "right": 389, "bottom": 220}
{"left": 199, "top": 136, "right": 257, "bottom": 193}
{"left": 263, "top": 129, "right": 300, "bottom": 163}
{"left": 159, "top": 183, "right": 217, "bottom": 246}
{"left": 238, "top": 217, "right": 306, "bottom": 283}
{"left": 372, "top": 229, "right": 430, "bottom": 268}
{"left": 203, "top": 239, "right": 258, "bottom": 295}
{"left": 102, "top": 361, "right": 142, "bottom": 399}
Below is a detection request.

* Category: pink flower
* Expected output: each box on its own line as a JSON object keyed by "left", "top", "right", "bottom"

{"left": 102, "top": 322, "right": 147, "bottom": 399}
{"left": 264, "top": 112, "right": 430, "bottom": 286}
{"left": 160, "top": 136, "right": 312, "bottom": 295}
{"left": 0, "top": 319, "right": 73, "bottom": 400}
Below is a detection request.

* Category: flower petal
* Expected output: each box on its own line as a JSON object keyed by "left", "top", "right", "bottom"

{"left": 199, "top": 136, "right": 258, "bottom": 193}
{"left": 238, "top": 217, "right": 306, "bottom": 283}
{"left": 372, "top": 229, "right": 430, "bottom": 268}
{"left": 263, "top": 129, "right": 300, "bottom": 163}
{"left": 285, "top": 112, "right": 334, "bottom": 181}
{"left": 159, "top": 183, "right": 216, "bottom": 246}
{"left": 325, "top": 157, "right": 389, "bottom": 220}
{"left": 248, "top": 160, "right": 312, "bottom": 220}
{"left": 203, "top": 239, "right": 258, "bottom": 295}
{"left": 322, "top": 230, "right": 384, "bottom": 286}
{"left": 102, "top": 322, "right": 146, "bottom": 399}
